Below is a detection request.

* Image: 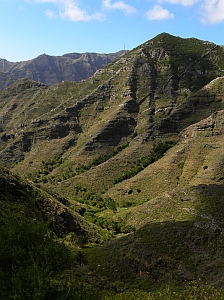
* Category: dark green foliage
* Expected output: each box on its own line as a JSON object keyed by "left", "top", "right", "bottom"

{"left": 91, "top": 144, "right": 129, "bottom": 166}
{"left": 39, "top": 155, "right": 64, "bottom": 176}
{"left": 0, "top": 202, "right": 72, "bottom": 299}
{"left": 84, "top": 212, "right": 135, "bottom": 235}
{"left": 114, "top": 141, "right": 177, "bottom": 184}
{"left": 37, "top": 144, "right": 130, "bottom": 184}
{"left": 73, "top": 184, "right": 105, "bottom": 207}
{"left": 72, "top": 185, "right": 117, "bottom": 211}
{"left": 152, "top": 140, "right": 177, "bottom": 159}
{"left": 70, "top": 187, "right": 136, "bottom": 235}
{"left": 0, "top": 203, "right": 104, "bottom": 299}
{"left": 75, "top": 250, "right": 88, "bottom": 266}
{"left": 118, "top": 200, "right": 139, "bottom": 208}
{"left": 0, "top": 167, "right": 104, "bottom": 300}
{"left": 74, "top": 143, "right": 129, "bottom": 176}
{"left": 104, "top": 197, "right": 117, "bottom": 212}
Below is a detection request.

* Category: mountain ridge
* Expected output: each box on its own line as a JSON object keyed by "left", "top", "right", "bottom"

{"left": 1, "top": 32, "right": 224, "bottom": 297}
{"left": 0, "top": 50, "right": 127, "bottom": 90}
{"left": 1, "top": 32, "right": 224, "bottom": 186}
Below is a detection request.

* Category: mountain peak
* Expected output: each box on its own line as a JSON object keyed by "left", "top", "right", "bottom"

{"left": 1, "top": 33, "right": 224, "bottom": 296}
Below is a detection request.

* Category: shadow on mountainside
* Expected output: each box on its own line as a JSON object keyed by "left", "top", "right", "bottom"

{"left": 87, "top": 183, "right": 224, "bottom": 291}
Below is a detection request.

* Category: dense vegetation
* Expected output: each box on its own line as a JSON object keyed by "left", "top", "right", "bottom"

{"left": 114, "top": 141, "right": 176, "bottom": 184}
{"left": 1, "top": 199, "right": 224, "bottom": 299}
{"left": 1, "top": 165, "right": 224, "bottom": 299}
{"left": 0, "top": 203, "right": 71, "bottom": 299}
{"left": 0, "top": 167, "right": 102, "bottom": 299}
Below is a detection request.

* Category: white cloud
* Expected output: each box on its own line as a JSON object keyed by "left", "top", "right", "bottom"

{"left": 34, "top": 0, "right": 105, "bottom": 21}
{"left": 200, "top": 0, "right": 224, "bottom": 24}
{"left": 102, "top": 0, "right": 136, "bottom": 15}
{"left": 146, "top": 5, "right": 174, "bottom": 20}
{"left": 158, "top": 0, "right": 197, "bottom": 6}
{"left": 31, "top": 0, "right": 224, "bottom": 25}
{"left": 45, "top": 9, "right": 56, "bottom": 18}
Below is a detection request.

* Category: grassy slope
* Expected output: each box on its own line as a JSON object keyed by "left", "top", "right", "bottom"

{"left": 84, "top": 111, "right": 224, "bottom": 292}
{"left": 27, "top": 73, "right": 224, "bottom": 205}
{"left": 50, "top": 77, "right": 224, "bottom": 205}
{"left": 1, "top": 34, "right": 224, "bottom": 297}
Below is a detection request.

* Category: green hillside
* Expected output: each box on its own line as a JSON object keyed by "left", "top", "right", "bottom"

{"left": 1, "top": 33, "right": 224, "bottom": 299}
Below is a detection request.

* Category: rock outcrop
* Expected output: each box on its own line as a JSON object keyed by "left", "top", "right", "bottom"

{"left": 0, "top": 33, "right": 224, "bottom": 176}
{"left": 0, "top": 51, "right": 127, "bottom": 90}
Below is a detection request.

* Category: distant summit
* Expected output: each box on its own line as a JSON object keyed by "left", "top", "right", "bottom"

{"left": 0, "top": 50, "right": 127, "bottom": 90}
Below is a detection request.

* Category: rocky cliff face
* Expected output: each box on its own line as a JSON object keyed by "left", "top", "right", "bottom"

{"left": 0, "top": 51, "right": 127, "bottom": 90}
{"left": 0, "top": 33, "right": 224, "bottom": 180}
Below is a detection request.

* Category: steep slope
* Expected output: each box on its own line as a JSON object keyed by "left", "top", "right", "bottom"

{"left": 106, "top": 110, "right": 224, "bottom": 218}
{"left": 86, "top": 111, "right": 224, "bottom": 290}
{"left": 0, "top": 32, "right": 224, "bottom": 197}
{"left": 0, "top": 166, "right": 102, "bottom": 242}
{"left": 0, "top": 51, "right": 126, "bottom": 90}
{"left": 1, "top": 32, "right": 224, "bottom": 296}
{"left": 0, "top": 167, "right": 113, "bottom": 299}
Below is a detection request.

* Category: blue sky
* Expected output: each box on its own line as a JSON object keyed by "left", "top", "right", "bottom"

{"left": 1, "top": 0, "right": 224, "bottom": 62}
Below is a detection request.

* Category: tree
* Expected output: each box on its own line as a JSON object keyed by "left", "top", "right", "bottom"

{"left": 76, "top": 251, "right": 88, "bottom": 267}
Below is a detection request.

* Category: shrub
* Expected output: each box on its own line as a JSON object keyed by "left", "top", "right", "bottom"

{"left": 0, "top": 202, "right": 73, "bottom": 299}
{"left": 113, "top": 141, "right": 177, "bottom": 184}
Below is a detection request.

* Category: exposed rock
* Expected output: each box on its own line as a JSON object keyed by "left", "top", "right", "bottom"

{"left": 179, "top": 110, "right": 224, "bottom": 139}
{"left": 0, "top": 33, "right": 224, "bottom": 168}
{"left": 0, "top": 51, "right": 127, "bottom": 90}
